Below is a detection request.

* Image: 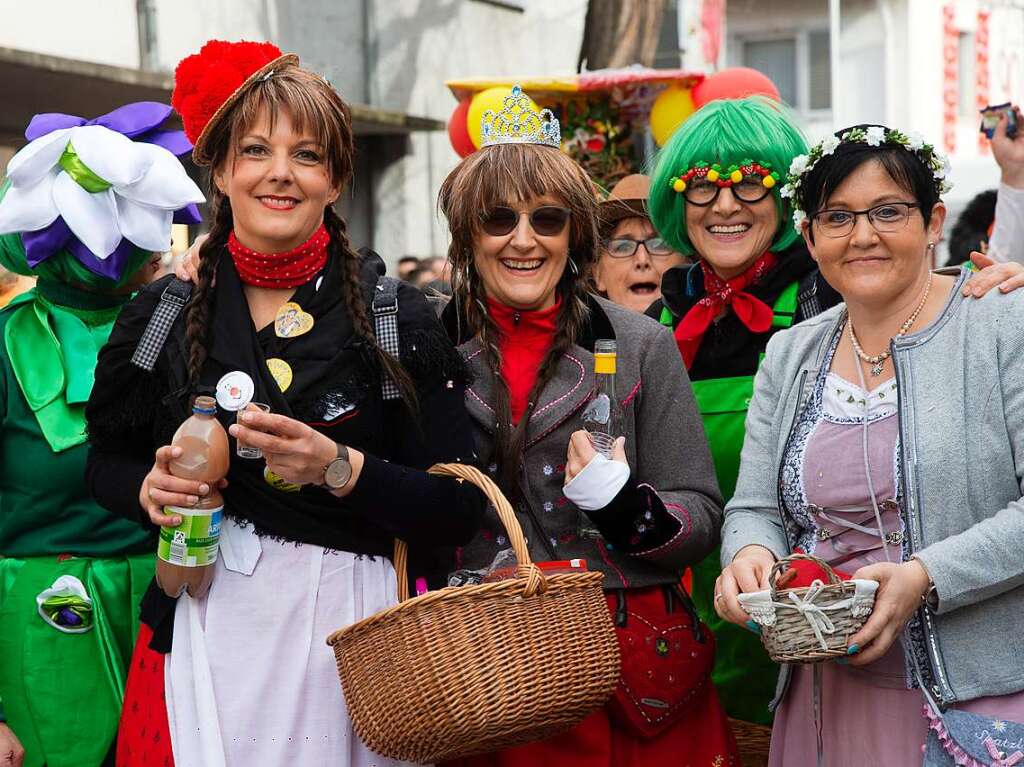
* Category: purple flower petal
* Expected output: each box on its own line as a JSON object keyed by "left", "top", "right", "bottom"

{"left": 67, "top": 236, "right": 138, "bottom": 281}
{"left": 173, "top": 203, "right": 202, "bottom": 225}
{"left": 136, "top": 129, "right": 193, "bottom": 157}
{"left": 25, "top": 114, "right": 86, "bottom": 141}
{"left": 90, "top": 102, "right": 172, "bottom": 137}
{"left": 22, "top": 218, "right": 73, "bottom": 267}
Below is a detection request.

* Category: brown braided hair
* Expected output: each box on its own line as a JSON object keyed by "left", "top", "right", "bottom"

{"left": 184, "top": 64, "right": 415, "bottom": 410}
{"left": 437, "top": 143, "right": 599, "bottom": 498}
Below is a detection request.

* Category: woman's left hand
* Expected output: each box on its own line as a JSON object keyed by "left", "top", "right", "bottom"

{"left": 962, "top": 252, "right": 1024, "bottom": 297}
{"left": 565, "top": 430, "right": 626, "bottom": 483}
{"left": 229, "top": 409, "right": 359, "bottom": 492}
{"left": 844, "top": 559, "right": 931, "bottom": 666}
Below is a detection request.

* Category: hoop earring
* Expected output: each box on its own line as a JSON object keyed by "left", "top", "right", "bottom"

{"left": 568, "top": 257, "right": 579, "bottom": 276}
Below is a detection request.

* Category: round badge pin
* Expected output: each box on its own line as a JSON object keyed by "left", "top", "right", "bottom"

{"left": 215, "top": 371, "right": 255, "bottom": 412}
{"left": 266, "top": 358, "right": 293, "bottom": 392}
{"left": 274, "top": 302, "right": 314, "bottom": 339}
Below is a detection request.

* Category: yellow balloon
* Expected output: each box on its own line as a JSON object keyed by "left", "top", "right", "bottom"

{"left": 467, "top": 86, "right": 541, "bottom": 149}
{"left": 650, "top": 86, "right": 696, "bottom": 147}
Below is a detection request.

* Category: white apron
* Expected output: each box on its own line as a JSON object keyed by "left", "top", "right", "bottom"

{"left": 165, "top": 518, "right": 418, "bottom": 767}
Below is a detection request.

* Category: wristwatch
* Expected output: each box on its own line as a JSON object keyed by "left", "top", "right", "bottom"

{"left": 320, "top": 443, "right": 352, "bottom": 490}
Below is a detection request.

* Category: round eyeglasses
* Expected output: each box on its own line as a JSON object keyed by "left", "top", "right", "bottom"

{"left": 811, "top": 202, "right": 919, "bottom": 238}
{"left": 683, "top": 175, "right": 774, "bottom": 207}
{"left": 605, "top": 237, "right": 675, "bottom": 258}
{"left": 480, "top": 206, "right": 571, "bottom": 237}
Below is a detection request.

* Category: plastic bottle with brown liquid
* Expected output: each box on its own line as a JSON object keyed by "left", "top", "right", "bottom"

{"left": 155, "top": 395, "right": 230, "bottom": 599}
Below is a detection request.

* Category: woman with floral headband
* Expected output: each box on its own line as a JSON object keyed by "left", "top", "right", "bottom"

{"left": 716, "top": 124, "right": 1024, "bottom": 765}
{"left": 645, "top": 96, "right": 839, "bottom": 732}
{"left": 0, "top": 102, "right": 203, "bottom": 767}
{"left": 85, "top": 41, "right": 484, "bottom": 767}
{"left": 437, "top": 86, "right": 736, "bottom": 767}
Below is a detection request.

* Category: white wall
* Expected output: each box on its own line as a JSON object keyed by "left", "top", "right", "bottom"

{"left": 0, "top": 0, "right": 140, "bottom": 67}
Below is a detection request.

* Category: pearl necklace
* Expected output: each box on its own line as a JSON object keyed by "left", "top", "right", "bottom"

{"left": 848, "top": 272, "right": 933, "bottom": 376}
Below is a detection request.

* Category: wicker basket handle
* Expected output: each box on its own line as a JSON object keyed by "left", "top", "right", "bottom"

{"left": 769, "top": 552, "right": 841, "bottom": 597}
{"left": 393, "top": 462, "right": 534, "bottom": 603}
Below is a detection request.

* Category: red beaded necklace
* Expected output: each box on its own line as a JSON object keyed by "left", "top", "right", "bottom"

{"left": 227, "top": 224, "right": 330, "bottom": 288}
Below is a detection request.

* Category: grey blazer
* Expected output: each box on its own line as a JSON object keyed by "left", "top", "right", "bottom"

{"left": 722, "top": 269, "right": 1024, "bottom": 706}
{"left": 443, "top": 294, "right": 724, "bottom": 590}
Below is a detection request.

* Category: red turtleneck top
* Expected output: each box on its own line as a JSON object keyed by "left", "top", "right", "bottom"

{"left": 488, "top": 297, "right": 561, "bottom": 424}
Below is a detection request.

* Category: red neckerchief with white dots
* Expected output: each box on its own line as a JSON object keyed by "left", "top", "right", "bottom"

{"left": 227, "top": 224, "right": 330, "bottom": 288}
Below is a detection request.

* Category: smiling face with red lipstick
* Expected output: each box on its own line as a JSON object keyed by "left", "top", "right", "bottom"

{"left": 214, "top": 106, "right": 339, "bottom": 255}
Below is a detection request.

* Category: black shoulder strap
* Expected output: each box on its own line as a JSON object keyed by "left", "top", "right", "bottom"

{"left": 130, "top": 278, "right": 192, "bottom": 373}
{"left": 371, "top": 275, "right": 401, "bottom": 400}
{"left": 796, "top": 270, "right": 824, "bottom": 321}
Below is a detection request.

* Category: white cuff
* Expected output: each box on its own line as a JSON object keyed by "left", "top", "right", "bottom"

{"left": 563, "top": 452, "right": 630, "bottom": 511}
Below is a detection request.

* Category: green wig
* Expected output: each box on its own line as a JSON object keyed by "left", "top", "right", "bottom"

{"left": 649, "top": 96, "right": 808, "bottom": 258}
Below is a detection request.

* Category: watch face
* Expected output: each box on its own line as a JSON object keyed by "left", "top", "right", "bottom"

{"left": 325, "top": 458, "right": 353, "bottom": 489}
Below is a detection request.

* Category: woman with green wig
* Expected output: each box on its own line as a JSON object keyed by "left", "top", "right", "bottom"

{"left": 0, "top": 102, "right": 204, "bottom": 767}
{"left": 645, "top": 96, "right": 842, "bottom": 737}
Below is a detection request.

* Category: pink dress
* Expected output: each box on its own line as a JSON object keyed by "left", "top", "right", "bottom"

{"left": 768, "top": 373, "right": 1024, "bottom": 767}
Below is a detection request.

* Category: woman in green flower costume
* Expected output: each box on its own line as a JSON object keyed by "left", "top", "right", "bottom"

{"left": 0, "top": 103, "right": 203, "bottom": 767}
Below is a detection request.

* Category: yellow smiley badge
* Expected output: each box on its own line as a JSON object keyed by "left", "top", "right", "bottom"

{"left": 266, "top": 358, "right": 293, "bottom": 392}
{"left": 264, "top": 466, "right": 301, "bottom": 493}
{"left": 274, "top": 302, "right": 314, "bottom": 339}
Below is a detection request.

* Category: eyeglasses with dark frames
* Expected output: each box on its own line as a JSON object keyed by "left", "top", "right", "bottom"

{"left": 480, "top": 206, "right": 572, "bottom": 237}
{"left": 811, "top": 202, "right": 920, "bottom": 238}
{"left": 604, "top": 237, "right": 675, "bottom": 258}
{"left": 683, "top": 175, "right": 774, "bottom": 207}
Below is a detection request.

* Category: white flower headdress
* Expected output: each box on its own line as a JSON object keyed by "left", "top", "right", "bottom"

{"left": 780, "top": 126, "right": 952, "bottom": 232}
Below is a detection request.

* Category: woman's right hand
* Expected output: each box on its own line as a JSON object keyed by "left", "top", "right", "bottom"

{"left": 713, "top": 544, "right": 776, "bottom": 626}
{"left": 139, "top": 445, "right": 224, "bottom": 526}
{"left": 173, "top": 233, "right": 208, "bottom": 283}
{"left": 0, "top": 723, "right": 24, "bottom": 767}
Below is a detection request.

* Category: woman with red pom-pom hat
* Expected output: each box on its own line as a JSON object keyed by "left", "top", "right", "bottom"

{"left": 85, "top": 40, "right": 486, "bottom": 767}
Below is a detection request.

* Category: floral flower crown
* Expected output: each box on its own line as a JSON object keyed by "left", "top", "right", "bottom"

{"left": 780, "top": 126, "right": 952, "bottom": 232}
{"left": 669, "top": 159, "right": 780, "bottom": 193}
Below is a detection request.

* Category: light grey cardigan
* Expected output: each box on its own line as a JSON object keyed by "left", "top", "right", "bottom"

{"left": 722, "top": 269, "right": 1024, "bottom": 706}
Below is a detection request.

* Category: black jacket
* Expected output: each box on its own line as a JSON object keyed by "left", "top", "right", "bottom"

{"left": 645, "top": 243, "right": 841, "bottom": 381}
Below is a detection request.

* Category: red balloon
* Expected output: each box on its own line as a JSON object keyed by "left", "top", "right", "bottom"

{"left": 692, "top": 67, "right": 782, "bottom": 108}
{"left": 448, "top": 98, "right": 475, "bottom": 158}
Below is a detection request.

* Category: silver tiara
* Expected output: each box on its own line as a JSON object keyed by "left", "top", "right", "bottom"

{"left": 481, "top": 85, "right": 561, "bottom": 148}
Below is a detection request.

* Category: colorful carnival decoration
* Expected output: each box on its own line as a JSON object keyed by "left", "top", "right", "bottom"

{"left": 447, "top": 68, "right": 707, "bottom": 189}
{"left": 692, "top": 67, "right": 781, "bottom": 108}
{"left": 448, "top": 97, "right": 475, "bottom": 158}
{"left": 669, "top": 159, "right": 780, "bottom": 194}
{"left": 650, "top": 85, "right": 697, "bottom": 147}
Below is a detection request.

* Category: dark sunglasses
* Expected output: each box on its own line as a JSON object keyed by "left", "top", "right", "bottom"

{"left": 481, "top": 205, "right": 571, "bottom": 237}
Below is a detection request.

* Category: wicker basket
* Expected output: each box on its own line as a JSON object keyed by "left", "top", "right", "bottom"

{"left": 326, "top": 463, "right": 621, "bottom": 764}
{"left": 740, "top": 553, "right": 877, "bottom": 664}
{"left": 729, "top": 718, "right": 772, "bottom": 767}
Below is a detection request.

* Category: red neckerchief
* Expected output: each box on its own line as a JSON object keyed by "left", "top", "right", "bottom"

{"left": 674, "top": 251, "right": 778, "bottom": 368}
{"left": 488, "top": 296, "right": 561, "bottom": 424}
{"left": 227, "top": 224, "right": 330, "bottom": 288}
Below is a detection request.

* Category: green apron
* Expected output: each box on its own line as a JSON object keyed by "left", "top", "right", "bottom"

{"left": 0, "top": 553, "right": 153, "bottom": 767}
{"left": 660, "top": 282, "right": 798, "bottom": 725}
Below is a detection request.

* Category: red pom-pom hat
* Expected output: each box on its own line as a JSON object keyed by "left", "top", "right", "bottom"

{"left": 172, "top": 39, "right": 299, "bottom": 166}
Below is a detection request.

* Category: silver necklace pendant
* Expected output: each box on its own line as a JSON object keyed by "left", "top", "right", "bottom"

{"left": 871, "top": 361, "right": 885, "bottom": 376}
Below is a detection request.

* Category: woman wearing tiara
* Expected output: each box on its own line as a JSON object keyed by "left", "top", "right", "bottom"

{"left": 85, "top": 41, "right": 484, "bottom": 766}
{"left": 436, "top": 86, "right": 738, "bottom": 766}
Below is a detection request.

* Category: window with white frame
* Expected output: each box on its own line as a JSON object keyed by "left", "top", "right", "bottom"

{"left": 735, "top": 28, "right": 831, "bottom": 116}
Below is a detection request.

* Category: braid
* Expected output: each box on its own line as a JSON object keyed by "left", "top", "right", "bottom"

{"left": 323, "top": 206, "right": 419, "bottom": 414}
{"left": 185, "top": 194, "right": 232, "bottom": 385}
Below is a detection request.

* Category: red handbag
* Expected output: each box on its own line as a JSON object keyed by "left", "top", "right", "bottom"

{"left": 604, "top": 585, "right": 716, "bottom": 739}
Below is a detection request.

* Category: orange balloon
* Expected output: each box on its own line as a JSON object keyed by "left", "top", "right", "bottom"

{"left": 448, "top": 98, "right": 475, "bottom": 157}
{"left": 692, "top": 68, "right": 781, "bottom": 108}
